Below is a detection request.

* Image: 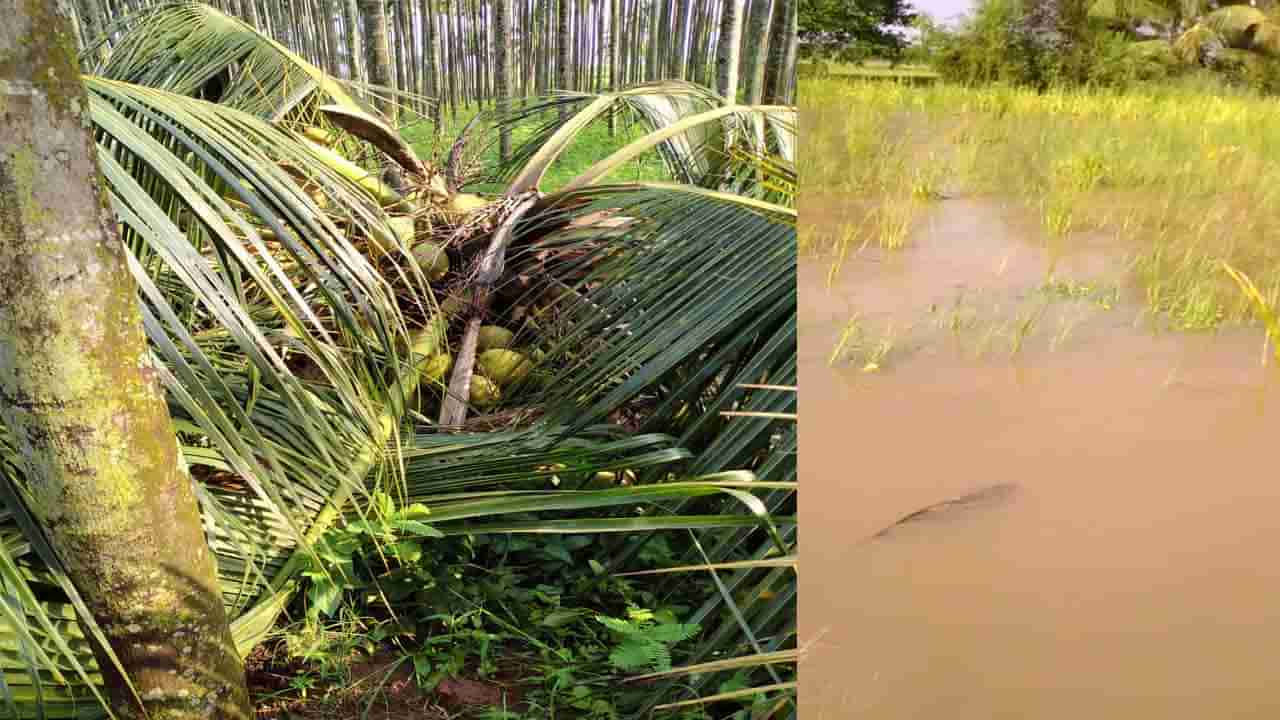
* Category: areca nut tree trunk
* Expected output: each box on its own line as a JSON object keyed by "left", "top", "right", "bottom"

{"left": 763, "top": 0, "right": 793, "bottom": 103}
{"left": 743, "top": 0, "right": 774, "bottom": 104}
{"left": 324, "top": 0, "right": 345, "bottom": 78}
{"left": 496, "top": 0, "right": 514, "bottom": 160}
{"left": 557, "top": 0, "right": 571, "bottom": 117}
{"left": 0, "top": 2, "right": 252, "bottom": 719}
{"left": 362, "top": 0, "right": 397, "bottom": 121}
{"left": 716, "top": 0, "right": 745, "bottom": 101}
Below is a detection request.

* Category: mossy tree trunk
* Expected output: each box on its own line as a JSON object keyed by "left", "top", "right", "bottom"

{"left": 0, "top": 3, "right": 251, "bottom": 719}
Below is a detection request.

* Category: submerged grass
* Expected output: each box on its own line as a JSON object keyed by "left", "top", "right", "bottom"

{"left": 830, "top": 314, "right": 899, "bottom": 372}
{"left": 802, "top": 76, "right": 1280, "bottom": 332}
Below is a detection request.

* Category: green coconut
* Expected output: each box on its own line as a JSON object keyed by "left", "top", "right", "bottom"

{"left": 299, "top": 138, "right": 407, "bottom": 209}
{"left": 477, "top": 325, "right": 515, "bottom": 351}
{"left": 388, "top": 216, "right": 416, "bottom": 245}
{"left": 412, "top": 240, "right": 450, "bottom": 282}
{"left": 446, "top": 192, "right": 489, "bottom": 220}
{"left": 440, "top": 289, "right": 473, "bottom": 317}
{"left": 301, "top": 126, "right": 336, "bottom": 146}
{"left": 477, "top": 349, "right": 531, "bottom": 387}
{"left": 420, "top": 353, "right": 452, "bottom": 384}
{"left": 470, "top": 376, "right": 501, "bottom": 409}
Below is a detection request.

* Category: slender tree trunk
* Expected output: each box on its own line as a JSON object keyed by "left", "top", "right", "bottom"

{"left": 446, "top": 0, "right": 461, "bottom": 118}
{"left": 324, "top": 0, "right": 344, "bottom": 76}
{"left": 656, "top": 0, "right": 670, "bottom": 79}
{"left": 645, "top": 0, "right": 659, "bottom": 79}
{"left": 496, "top": 0, "right": 512, "bottom": 159}
{"left": 593, "top": 0, "right": 603, "bottom": 90}
{"left": 535, "top": 0, "right": 547, "bottom": 94}
{"left": 0, "top": 5, "right": 251, "bottom": 719}
{"left": 781, "top": 4, "right": 797, "bottom": 102}
{"left": 258, "top": 1, "right": 274, "bottom": 42}
{"left": 470, "top": 0, "right": 483, "bottom": 106}
{"left": 363, "top": 0, "right": 397, "bottom": 121}
{"left": 700, "top": 0, "right": 723, "bottom": 88}
{"left": 742, "top": 0, "right": 773, "bottom": 104}
{"left": 673, "top": 0, "right": 692, "bottom": 80}
{"left": 394, "top": 1, "right": 411, "bottom": 108}
{"left": 424, "top": 0, "right": 443, "bottom": 129}
{"left": 298, "top": 0, "right": 316, "bottom": 62}
{"left": 273, "top": 0, "right": 292, "bottom": 48}
{"left": 716, "top": 0, "right": 744, "bottom": 100}
{"left": 763, "top": 0, "right": 793, "bottom": 104}
{"left": 522, "top": 0, "right": 534, "bottom": 98}
{"left": 625, "top": 0, "right": 638, "bottom": 84}
{"left": 607, "top": 0, "right": 620, "bottom": 135}
{"left": 344, "top": 0, "right": 364, "bottom": 81}
{"left": 557, "top": 0, "right": 571, "bottom": 116}
{"left": 576, "top": 0, "right": 588, "bottom": 90}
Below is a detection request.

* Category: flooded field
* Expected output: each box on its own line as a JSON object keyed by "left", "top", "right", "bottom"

{"left": 800, "top": 192, "right": 1280, "bottom": 718}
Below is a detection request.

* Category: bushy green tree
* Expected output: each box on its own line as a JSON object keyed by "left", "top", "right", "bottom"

{"left": 800, "top": 0, "right": 917, "bottom": 57}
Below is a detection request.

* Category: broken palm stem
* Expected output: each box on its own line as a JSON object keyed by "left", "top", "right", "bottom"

{"left": 439, "top": 192, "right": 542, "bottom": 426}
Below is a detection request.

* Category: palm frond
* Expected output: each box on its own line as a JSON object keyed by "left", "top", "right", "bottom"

{"left": 91, "top": 1, "right": 370, "bottom": 121}
{"left": 474, "top": 83, "right": 792, "bottom": 195}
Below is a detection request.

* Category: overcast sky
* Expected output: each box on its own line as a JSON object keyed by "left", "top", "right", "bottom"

{"left": 911, "top": 0, "right": 975, "bottom": 24}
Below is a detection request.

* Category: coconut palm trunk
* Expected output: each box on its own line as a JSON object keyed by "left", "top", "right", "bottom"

{"left": 0, "top": 5, "right": 251, "bottom": 719}
{"left": 362, "top": 0, "right": 397, "bottom": 121}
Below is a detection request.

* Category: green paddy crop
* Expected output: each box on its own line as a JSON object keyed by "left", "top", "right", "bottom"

{"left": 802, "top": 75, "right": 1280, "bottom": 332}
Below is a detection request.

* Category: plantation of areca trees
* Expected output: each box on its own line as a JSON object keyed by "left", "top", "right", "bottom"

{"left": 0, "top": 1, "right": 795, "bottom": 718}
{"left": 71, "top": 0, "right": 799, "bottom": 116}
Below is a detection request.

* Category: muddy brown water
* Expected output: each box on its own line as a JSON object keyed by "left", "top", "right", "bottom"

{"left": 801, "top": 196, "right": 1280, "bottom": 718}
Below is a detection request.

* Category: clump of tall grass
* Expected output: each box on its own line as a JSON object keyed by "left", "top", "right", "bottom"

{"left": 830, "top": 315, "right": 898, "bottom": 372}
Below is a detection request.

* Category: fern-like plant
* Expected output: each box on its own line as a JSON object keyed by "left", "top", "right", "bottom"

{"left": 596, "top": 608, "right": 702, "bottom": 673}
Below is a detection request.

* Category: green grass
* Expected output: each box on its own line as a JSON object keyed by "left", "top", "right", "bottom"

{"left": 800, "top": 75, "right": 1280, "bottom": 333}
{"left": 398, "top": 104, "right": 672, "bottom": 193}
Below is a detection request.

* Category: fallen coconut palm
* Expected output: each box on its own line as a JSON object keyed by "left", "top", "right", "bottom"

{"left": 0, "top": 3, "right": 797, "bottom": 716}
